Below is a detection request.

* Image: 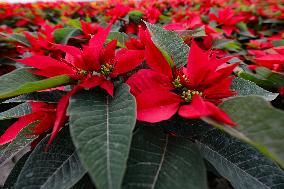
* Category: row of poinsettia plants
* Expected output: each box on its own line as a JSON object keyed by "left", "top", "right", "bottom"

{"left": 0, "top": 0, "right": 284, "bottom": 188}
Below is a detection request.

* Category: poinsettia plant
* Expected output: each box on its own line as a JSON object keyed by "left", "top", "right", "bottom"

{"left": 0, "top": 1, "right": 284, "bottom": 189}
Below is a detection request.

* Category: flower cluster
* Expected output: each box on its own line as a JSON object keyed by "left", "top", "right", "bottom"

{"left": 0, "top": 0, "right": 283, "bottom": 146}
{"left": 0, "top": 1, "right": 284, "bottom": 188}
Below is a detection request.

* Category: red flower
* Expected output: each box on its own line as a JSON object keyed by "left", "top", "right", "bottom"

{"left": 253, "top": 46, "right": 284, "bottom": 72}
{"left": 209, "top": 7, "right": 244, "bottom": 36}
{"left": 80, "top": 20, "right": 104, "bottom": 37}
{"left": 144, "top": 7, "right": 161, "bottom": 24}
{"left": 0, "top": 102, "right": 56, "bottom": 145}
{"left": 106, "top": 3, "right": 130, "bottom": 20}
{"left": 164, "top": 12, "right": 203, "bottom": 30}
{"left": 127, "top": 34, "right": 238, "bottom": 125}
{"left": 18, "top": 24, "right": 144, "bottom": 145}
{"left": 19, "top": 22, "right": 62, "bottom": 55}
{"left": 125, "top": 26, "right": 146, "bottom": 50}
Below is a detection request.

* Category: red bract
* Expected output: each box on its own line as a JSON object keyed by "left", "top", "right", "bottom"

{"left": 209, "top": 7, "right": 244, "bottom": 36}
{"left": 253, "top": 46, "right": 284, "bottom": 72}
{"left": 18, "top": 23, "right": 62, "bottom": 55}
{"left": 164, "top": 12, "right": 203, "bottom": 30}
{"left": 80, "top": 20, "right": 104, "bottom": 37}
{"left": 127, "top": 34, "right": 238, "bottom": 125}
{"left": 18, "top": 24, "right": 144, "bottom": 145}
{"left": 144, "top": 7, "right": 161, "bottom": 24}
{"left": 106, "top": 3, "right": 130, "bottom": 20}
{"left": 125, "top": 26, "right": 146, "bottom": 50}
{"left": 0, "top": 102, "right": 56, "bottom": 145}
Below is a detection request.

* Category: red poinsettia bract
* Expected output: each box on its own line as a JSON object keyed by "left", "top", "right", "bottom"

{"left": 0, "top": 102, "right": 56, "bottom": 145}
{"left": 209, "top": 7, "right": 244, "bottom": 36}
{"left": 18, "top": 24, "right": 144, "bottom": 145}
{"left": 253, "top": 46, "right": 284, "bottom": 72}
{"left": 127, "top": 35, "right": 238, "bottom": 125}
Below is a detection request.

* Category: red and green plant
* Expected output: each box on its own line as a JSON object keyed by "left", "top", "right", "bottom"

{"left": 0, "top": 0, "right": 284, "bottom": 189}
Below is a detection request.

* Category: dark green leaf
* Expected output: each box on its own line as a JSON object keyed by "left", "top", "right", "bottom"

{"left": 0, "top": 32, "right": 30, "bottom": 46}
{"left": 238, "top": 67, "right": 284, "bottom": 89}
{"left": 262, "top": 19, "right": 284, "bottom": 24}
{"left": 4, "top": 152, "right": 31, "bottom": 189}
{"left": 220, "top": 96, "right": 284, "bottom": 169}
{"left": 212, "top": 39, "right": 231, "bottom": 49}
{"left": 123, "top": 125, "right": 207, "bottom": 189}
{"left": 163, "top": 118, "right": 284, "bottom": 189}
{"left": 175, "top": 26, "right": 207, "bottom": 38}
{"left": 236, "top": 22, "right": 248, "bottom": 31}
{"left": 272, "top": 40, "right": 284, "bottom": 47}
{"left": 3, "top": 90, "right": 66, "bottom": 103}
{"left": 145, "top": 22, "right": 190, "bottom": 68}
{"left": 53, "top": 28, "right": 82, "bottom": 44}
{"left": 231, "top": 77, "right": 278, "bottom": 101}
{"left": 0, "top": 68, "right": 71, "bottom": 99}
{"left": 128, "top": 10, "right": 143, "bottom": 23}
{"left": 0, "top": 103, "right": 32, "bottom": 120}
{"left": 15, "top": 127, "right": 86, "bottom": 189}
{"left": 68, "top": 84, "right": 136, "bottom": 189}
{"left": 71, "top": 174, "right": 95, "bottom": 189}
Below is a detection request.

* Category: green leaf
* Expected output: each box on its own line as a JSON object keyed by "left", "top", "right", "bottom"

{"left": 0, "top": 68, "right": 71, "bottom": 99}
{"left": 145, "top": 22, "right": 190, "bottom": 68}
{"left": 68, "top": 84, "right": 136, "bottom": 189}
{"left": 272, "top": 40, "right": 284, "bottom": 47}
{"left": 0, "top": 32, "right": 30, "bottom": 46}
{"left": 3, "top": 90, "right": 66, "bottom": 103}
{"left": 71, "top": 175, "right": 95, "bottom": 189}
{"left": 212, "top": 39, "right": 232, "bottom": 49}
{"left": 175, "top": 26, "right": 207, "bottom": 38}
{"left": 122, "top": 125, "right": 207, "bottom": 189}
{"left": 236, "top": 22, "right": 248, "bottom": 31}
{"left": 238, "top": 67, "right": 284, "bottom": 89}
{"left": 53, "top": 28, "right": 82, "bottom": 44}
{"left": 262, "top": 19, "right": 284, "bottom": 24}
{"left": 107, "top": 32, "right": 129, "bottom": 48}
{"left": 213, "top": 39, "right": 241, "bottom": 50}
{"left": 239, "top": 30, "right": 257, "bottom": 39}
{"left": 220, "top": 96, "right": 284, "bottom": 169}
{"left": 163, "top": 118, "right": 284, "bottom": 189}
{"left": 4, "top": 152, "right": 31, "bottom": 188}
{"left": 67, "top": 19, "right": 82, "bottom": 29}
{"left": 231, "top": 77, "right": 278, "bottom": 101}
{"left": 0, "top": 123, "right": 37, "bottom": 167}
{"left": 0, "top": 102, "right": 32, "bottom": 120}
{"left": 15, "top": 127, "right": 86, "bottom": 189}
{"left": 128, "top": 10, "right": 143, "bottom": 23}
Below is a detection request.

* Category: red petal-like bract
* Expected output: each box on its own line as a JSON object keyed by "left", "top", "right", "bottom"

{"left": 127, "top": 37, "right": 237, "bottom": 125}
{"left": 54, "top": 44, "right": 86, "bottom": 71}
{"left": 179, "top": 95, "right": 235, "bottom": 126}
{"left": 0, "top": 113, "right": 39, "bottom": 145}
{"left": 18, "top": 55, "right": 76, "bottom": 78}
{"left": 89, "top": 23, "right": 112, "bottom": 48}
{"left": 47, "top": 85, "right": 82, "bottom": 147}
{"left": 0, "top": 102, "right": 56, "bottom": 145}
{"left": 112, "top": 49, "right": 145, "bottom": 76}
{"left": 254, "top": 54, "right": 284, "bottom": 68}
{"left": 136, "top": 88, "right": 182, "bottom": 122}
{"left": 126, "top": 69, "right": 173, "bottom": 96}
{"left": 144, "top": 31, "right": 173, "bottom": 78}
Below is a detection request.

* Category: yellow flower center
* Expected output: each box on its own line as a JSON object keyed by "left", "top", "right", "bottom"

{"left": 172, "top": 74, "right": 202, "bottom": 102}
{"left": 78, "top": 69, "right": 88, "bottom": 76}
{"left": 181, "top": 90, "right": 203, "bottom": 102}
{"left": 101, "top": 63, "right": 113, "bottom": 76}
{"left": 172, "top": 76, "right": 182, "bottom": 88}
